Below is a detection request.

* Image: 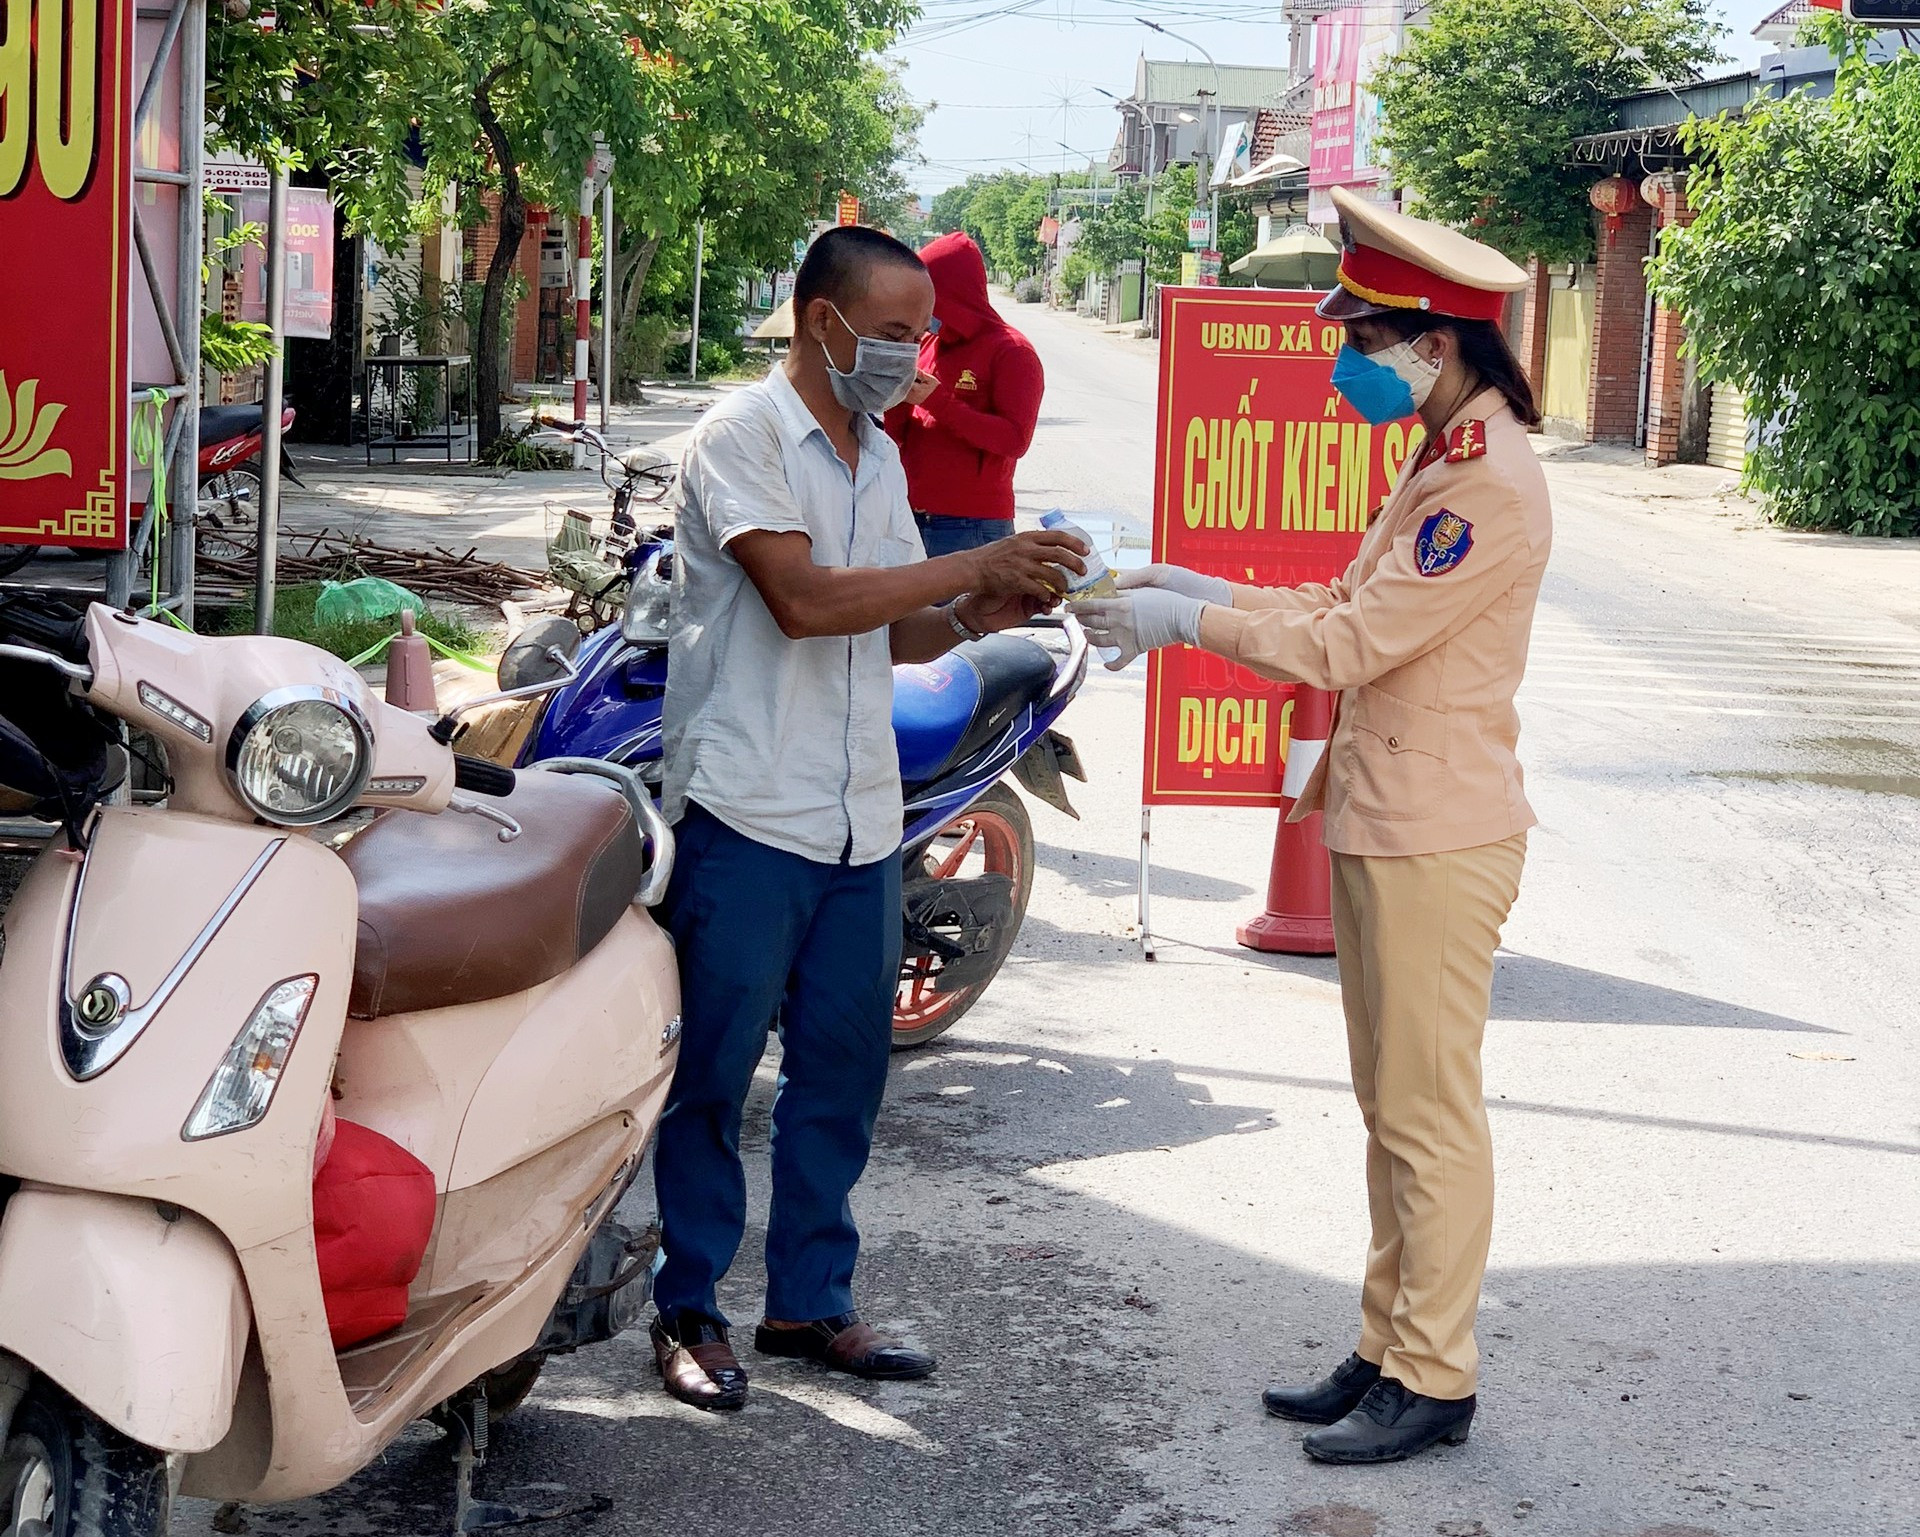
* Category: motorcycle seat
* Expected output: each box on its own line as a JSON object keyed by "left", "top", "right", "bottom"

{"left": 339, "top": 770, "right": 648, "bottom": 1019}
{"left": 198, "top": 403, "right": 264, "bottom": 442}
{"left": 895, "top": 634, "right": 1054, "bottom": 794}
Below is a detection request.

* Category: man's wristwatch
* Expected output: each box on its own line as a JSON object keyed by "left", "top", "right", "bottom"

{"left": 947, "top": 596, "right": 987, "bottom": 643}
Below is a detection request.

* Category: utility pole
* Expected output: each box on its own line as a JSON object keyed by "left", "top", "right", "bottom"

{"left": 573, "top": 174, "right": 593, "bottom": 467}
{"left": 1138, "top": 18, "right": 1224, "bottom": 252}
{"left": 600, "top": 177, "right": 614, "bottom": 431}
{"left": 254, "top": 142, "right": 289, "bottom": 635}
{"left": 688, "top": 220, "right": 706, "bottom": 383}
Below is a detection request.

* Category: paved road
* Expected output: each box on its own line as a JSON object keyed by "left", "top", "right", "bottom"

{"left": 179, "top": 305, "right": 1919, "bottom": 1537}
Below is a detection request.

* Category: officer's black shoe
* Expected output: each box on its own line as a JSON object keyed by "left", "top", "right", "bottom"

{"left": 1262, "top": 1352, "right": 1382, "bottom": 1425}
{"left": 1300, "top": 1378, "right": 1475, "bottom": 1464}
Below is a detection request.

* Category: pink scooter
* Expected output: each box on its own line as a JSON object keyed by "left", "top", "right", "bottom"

{"left": 0, "top": 597, "right": 679, "bottom": 1535}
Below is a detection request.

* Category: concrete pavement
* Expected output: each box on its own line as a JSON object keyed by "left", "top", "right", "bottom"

{"left": 172, "top": 302, "right": 1918, "bottom": 1537}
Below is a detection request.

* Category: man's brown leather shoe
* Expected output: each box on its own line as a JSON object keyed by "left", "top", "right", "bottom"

{"left": 754, "top": 1312, "right": 935, "bottom": 1381}
{"left": 652, "top": 1313, "right": 749, "bottom": 1412}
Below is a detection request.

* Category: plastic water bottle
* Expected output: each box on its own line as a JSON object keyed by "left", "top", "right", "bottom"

{"left": 1040, "top": 511, "right": 1122, "bottom": 664}
{"left": 1040, "top": 511, "right": 1117, "bottom": 598}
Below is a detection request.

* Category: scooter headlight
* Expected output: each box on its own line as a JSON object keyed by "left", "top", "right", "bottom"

{"left": 183, "top": 975, "right": 317, "bottom": 1140}
{"left": 226, "top": 686, "right": 372, "bottom": 825}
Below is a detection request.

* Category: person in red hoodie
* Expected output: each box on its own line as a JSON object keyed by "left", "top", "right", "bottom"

{"left": 885, "top": 231, "right": 1046, "bottom": 557}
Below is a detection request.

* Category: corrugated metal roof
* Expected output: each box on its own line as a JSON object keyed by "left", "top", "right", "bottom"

{"left": 1613, "top": 70, "right": 1759, "bottom": 130}
{"left": 1135, "top": 58, "right": 1296, "bottom": 111}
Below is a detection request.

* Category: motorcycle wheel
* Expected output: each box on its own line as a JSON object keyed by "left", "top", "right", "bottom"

{"left": 198, "top": 462, "right": 264, "bottom": 561}
{"left": 476, "top": 1356, "right": 545, "bottom": 1422}
{"left": 0, "top": 1387, "right": 170, "bottom": 1537}
{"left": 892, "top": 783, "right": 1034, "bottom": 1051}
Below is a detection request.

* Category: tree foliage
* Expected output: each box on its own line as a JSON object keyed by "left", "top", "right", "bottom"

{"left": 1649, "top": 24, "right": 1920, "bottom": 536}
{"left": 929, "top": 172, "right": 1054, "bottom": 276}
{"left": 1373, "top": 0, "right": 1722, "bottom": 261}
{"left": 204, "top": 0, "right": 913, "bottom": 429}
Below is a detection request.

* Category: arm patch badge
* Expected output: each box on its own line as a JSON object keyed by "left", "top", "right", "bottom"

{"left": 1415, "top": 510, "right": 1474, "bottom": 576}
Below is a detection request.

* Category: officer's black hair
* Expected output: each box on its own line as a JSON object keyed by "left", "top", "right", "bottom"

{"left": 1374, "top": 311, "right": 1542, "bottom": 429}
{"left": 792, "top": 226, "right": 927, "bottom": 325}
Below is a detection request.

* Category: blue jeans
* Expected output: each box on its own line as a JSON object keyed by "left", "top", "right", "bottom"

{"left": 652, "top": 803, "right": 902, "bottom": 1325}
{"left": 916, "top": 513, "right": 1012, "bottom": 558}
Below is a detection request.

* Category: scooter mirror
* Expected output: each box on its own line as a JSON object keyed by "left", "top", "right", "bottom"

{"left": 498, "top": 618, "right": 584, "bottom": 692}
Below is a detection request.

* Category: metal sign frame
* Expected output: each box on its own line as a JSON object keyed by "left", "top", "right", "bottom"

{"left": 121, "top": 0, "right": 206, "bottom": 620}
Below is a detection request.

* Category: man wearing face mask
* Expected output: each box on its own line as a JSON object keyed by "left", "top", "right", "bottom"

{"left": 647, "top": 225, "right": 1086, "bottom": 1414}
{"left": 1072, "top": 188, "right": 1550, "bottom": 1465}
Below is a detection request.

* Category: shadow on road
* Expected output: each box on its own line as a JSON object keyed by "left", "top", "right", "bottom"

{"left": 1237, "top": 947, "right": 1836, "bottom": 1034}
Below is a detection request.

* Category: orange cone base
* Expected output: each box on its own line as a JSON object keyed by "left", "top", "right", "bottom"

{"left": 1236, "top": 909, "right": 1336, "bottom": 955}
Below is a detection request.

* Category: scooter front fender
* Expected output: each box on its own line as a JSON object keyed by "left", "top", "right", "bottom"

{"left": 0, "top": 1187, "right": 248, "bottom": 1453}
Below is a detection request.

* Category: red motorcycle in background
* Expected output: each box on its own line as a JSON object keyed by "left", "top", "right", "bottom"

{"left": 192, "top": 402, "right": 302, "bottom": 556}
{"left": 0, "top": 404, "right": 299, "bottom": 577}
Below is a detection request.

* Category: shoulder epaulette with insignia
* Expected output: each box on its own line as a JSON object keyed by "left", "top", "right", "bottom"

{"left": 1443, "top": 421, "right": 1488, "bottom": 463}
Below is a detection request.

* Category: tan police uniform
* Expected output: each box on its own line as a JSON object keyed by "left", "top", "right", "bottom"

{"left": 1197, "top": 187, "right": 1550, "bottom": 1402}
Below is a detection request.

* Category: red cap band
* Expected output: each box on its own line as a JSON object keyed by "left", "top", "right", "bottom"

{"left": 1338, "top": 242, "right": 1510, "bottom": 324}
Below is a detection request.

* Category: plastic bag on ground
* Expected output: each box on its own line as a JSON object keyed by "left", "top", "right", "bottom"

{"left": 315, "top": 576, "right": 428, "bottom": 627}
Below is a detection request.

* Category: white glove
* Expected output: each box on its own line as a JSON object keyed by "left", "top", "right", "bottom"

{"left": 1116, "top": 562, "right": 1231, "bottom": 606}
{"left": 1068, "top": 588, "right": 1208, "bottom": 671}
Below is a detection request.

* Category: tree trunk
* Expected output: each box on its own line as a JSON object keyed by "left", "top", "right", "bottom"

{"left": 611, "top": 231, "right": 660, "bottom": 401}
{"left": 473, "top": 66, "right": 523, "bottom": 455}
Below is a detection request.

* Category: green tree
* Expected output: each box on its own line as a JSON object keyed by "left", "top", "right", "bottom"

{"left": 1649, "top": 24, "right": 1920, "bottom": 536}
{"left": 602, "top": 1, "right": 913, "bottom": 397}
{"left": 205, "top": 1, "right": 458, "bottom": 243}
{"left": 1373, "top": 0, "right": 1722, "bottom": 261}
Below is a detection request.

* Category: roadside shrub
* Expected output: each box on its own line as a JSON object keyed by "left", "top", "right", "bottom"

{"left": 664, "top": 338, "right": 740, "bottom": 377}
{"left": 480, "top": 422, "right": 570, "bottom": 472}
{"left": 1649, "top": 23, "right": 1920, "bottom": 535}
{"left": 1012, "top": 276, "right": 1044, "bottom": 304}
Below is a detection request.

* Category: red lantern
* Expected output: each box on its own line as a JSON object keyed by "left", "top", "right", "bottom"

{"left": 1588, "top": 175, "right": 1637, "bottom": 245}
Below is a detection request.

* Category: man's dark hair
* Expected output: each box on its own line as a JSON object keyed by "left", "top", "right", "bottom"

{"left": 793, "top": 225, "right": 926, "bottom": 314}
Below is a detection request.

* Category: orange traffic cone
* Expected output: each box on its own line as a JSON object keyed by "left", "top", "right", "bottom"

{"left": 1237, "top": 685, "right": 1337, "bottom": 955}
{"left": 384, "top": 608, "right": 438, "bottom": 715}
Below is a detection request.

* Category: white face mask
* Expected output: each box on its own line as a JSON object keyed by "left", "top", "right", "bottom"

{"left": 823, "top": 302, "right": 922, "bottom": 415}
{"left": 1373, "top": 340, "right": 1445, "bottom": 410}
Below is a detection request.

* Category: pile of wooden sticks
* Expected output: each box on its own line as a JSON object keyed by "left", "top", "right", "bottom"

{"left": 194, "top": 526, "right": 547, "bottom": 609}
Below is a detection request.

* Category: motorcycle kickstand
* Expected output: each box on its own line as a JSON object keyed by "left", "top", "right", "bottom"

{"left": 446, "top": 1386, "right": 612, "bottom": 1533}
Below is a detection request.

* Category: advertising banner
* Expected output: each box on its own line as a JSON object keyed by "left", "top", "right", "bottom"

{"left": 240, "top": 189, "right": 337, "bottom": 341}
{"left": 1141, "top": 289, "right": 1428, "bottom": 806}
{"left": 0, "top": 0, "right": 135, "bottom": 549}
{"left": 1308, "top": 4, "right": 1400, "bottom": 224}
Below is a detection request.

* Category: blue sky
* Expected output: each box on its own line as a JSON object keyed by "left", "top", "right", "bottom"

{"left": 890, "top": 0, "right": 1784, "bottom": 196}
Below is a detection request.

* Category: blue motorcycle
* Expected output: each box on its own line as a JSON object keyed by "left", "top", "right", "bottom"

{"left": 495, "top": 524, "right": 1091, "bottom": 1049}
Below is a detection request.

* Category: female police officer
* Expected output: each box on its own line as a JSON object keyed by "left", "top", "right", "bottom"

{"left": 1072, "top": 187, "right": 1550, "bottom": 1465}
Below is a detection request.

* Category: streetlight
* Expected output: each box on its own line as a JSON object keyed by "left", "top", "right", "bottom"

{"left": 1137, "top": 16, "right": 1223, "bottom": 247}
{"left": 1057, "top": 140, "right": 1101, "bottom": 202}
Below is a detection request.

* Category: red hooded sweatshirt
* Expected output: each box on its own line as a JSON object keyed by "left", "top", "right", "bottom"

{"left": 885, "top": 231, "right": 1045, "bottom": 522}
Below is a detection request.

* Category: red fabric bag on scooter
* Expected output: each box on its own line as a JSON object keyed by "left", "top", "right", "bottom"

{"left": 311, "top": 1118, "right": 436, "bottom": 1349}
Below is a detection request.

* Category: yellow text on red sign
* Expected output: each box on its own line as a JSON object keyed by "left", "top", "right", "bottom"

{"left": 0, "top": 0, "right": 102, "bottom": 200}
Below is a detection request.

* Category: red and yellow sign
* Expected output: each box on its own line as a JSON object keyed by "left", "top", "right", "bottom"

{"left": 1142, "top": 289, "right": 1426, "bottom": 806}
{"left": 836, "top": 191, "right": 861, "bottom": 226}
{"left": 0, "top": 0, "right": 133, "bottom": 549}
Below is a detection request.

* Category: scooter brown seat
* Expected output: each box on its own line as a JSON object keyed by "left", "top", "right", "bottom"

{"left": 341, "top": 769, "right": 648, "bottom": 1018}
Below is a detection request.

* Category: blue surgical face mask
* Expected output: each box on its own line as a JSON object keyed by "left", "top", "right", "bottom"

{"left": 1330, "top": 341, "right": 1440, "bottom": 425}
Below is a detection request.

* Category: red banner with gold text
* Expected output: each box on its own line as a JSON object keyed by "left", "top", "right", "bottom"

{"left": 0, "top": 0, "right": 134, "bottom": 549}
{"left": 1142, "top": 289, "right": 1425, "bottom": 805}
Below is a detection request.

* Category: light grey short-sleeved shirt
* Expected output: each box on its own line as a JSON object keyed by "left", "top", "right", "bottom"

{"left": 662, "top": 367, "right": 925, "bottom": 866}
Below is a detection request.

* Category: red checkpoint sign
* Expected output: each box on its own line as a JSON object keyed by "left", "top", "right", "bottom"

{"left": 0, "top": 0, "right": 134, "bottom": 550}
{"left": 1142, "top": 288, "right": 1428, "bottom": 807}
